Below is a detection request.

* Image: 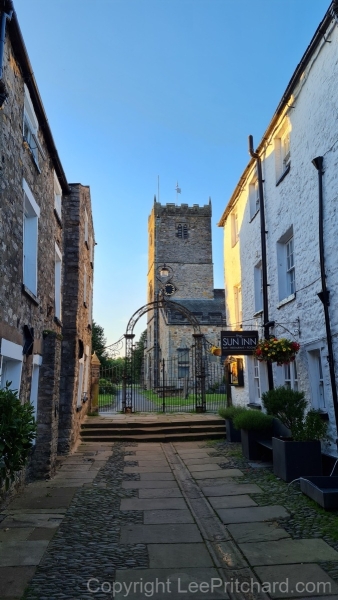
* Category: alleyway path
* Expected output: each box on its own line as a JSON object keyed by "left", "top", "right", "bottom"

{"left": 2, "top": 434, "right": 338, "bottom": 599}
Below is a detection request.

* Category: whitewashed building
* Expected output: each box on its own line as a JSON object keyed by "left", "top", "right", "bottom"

{"left": 218, "top": 2, "right": 338, "bottom": 454}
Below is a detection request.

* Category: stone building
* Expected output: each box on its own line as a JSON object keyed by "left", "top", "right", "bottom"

{"left": 145, "top": 200, "right": 225, "bottom": 389}
{"left": 0, "top": 0, "right": 94, "bottom": 477}
{"left": 218, "top": 1, "right": 338, "bottom": 454}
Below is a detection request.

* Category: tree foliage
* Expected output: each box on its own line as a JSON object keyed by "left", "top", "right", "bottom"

{"left": 91, "top": 321, "right": 110, "bottom": 367}
{"left": 132, "top": 329, "right": 147, "bottom": 382}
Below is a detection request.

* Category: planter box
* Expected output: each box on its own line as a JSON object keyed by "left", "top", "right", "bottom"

{"left": 300, "top": 476, "right": 338, "bottom": 510}
{"left": 272, "top": 437, "right": 322, "bottom": 483}
{"left": 226, "top": 418, "right": 241, "bottom": 443}
{"left": 241, "top": 427, "right": 272, "bottom": 460}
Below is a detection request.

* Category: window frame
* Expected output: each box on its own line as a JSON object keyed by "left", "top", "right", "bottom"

{"left": 254, "top": 262, "right": 263, "bottom": 314}
{"left": 54, "top": 171, "right": 62, "bottom": 221}
{"left": 55, "top": 242, "right": 62, "bottom": 320}
{"left": 23, "top": 84, "right": 40, "bottom": 169}
{"left": 234, "top": 284, "right": 242, "bottom": 326}
{"left": 249, "top": 174, "right": 260, "bottom": 220}
{"left": 275, "top": 121, "right": 291, "bottom": 184}
{"left": 23, "top": 179, "right": 40, "bottom": 297}
{"left": 231, "top": 211, "right": 239, "bottom": 247}
{"left": 277, "top": 228, "right": 296, "bottom": 304}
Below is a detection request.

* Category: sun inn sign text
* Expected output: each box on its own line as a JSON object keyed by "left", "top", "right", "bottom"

{"left": 221, "top": 331, "right": 258, "bottom": 355}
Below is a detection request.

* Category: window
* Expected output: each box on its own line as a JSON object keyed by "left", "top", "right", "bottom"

{"left": 54, "top": 171, "right": 62, "bottom": 220}
{"left": 231, "top": 211, "right": 239, "bottom": 246}
{"left": 177, "top": 348, "right": 189, "bottom": 379}
{"left": 88, "top": 280, "right": 93, "bottom": 326}
{"left": 275, "top": 122, "right": 291, "bottom": 182}
{"left": 30, "top": 354, "right": 42, "bottom": 427}
{"left": 0, "top": 339, "right": 23, "bottom": 392}
{"left": 89, "top": 234, "right": 94, "bottom": 267}
{"left": 308, "top": 349, "right": 326, "bottom": 410}
{"left": 253, "top": 357, "right": 261, "bottom": 402}
{"left": 23, "top": 84, "right": 40, "bottom": 168}
{"left": 177, "top": 223, "right": 188, "bottom": 239}
{"left": 249, "top": 175, "right": 260, "bottom": 220}
{"left": 55, "top": 243, "right": 62, "bottom": 320}
{"left": 23, "top": 179, "right": 40, "bottom": 296}
{"left": 234, "top": 285, "right": 242, "bottom": 326}
{"left": 254, "top": 262, "right": 263, "bottom": 313}
{"left": 277, "top": 228, "right": 295, "bottom": 302}
{"left": 84, "top": 208, "right": 89, "bottom": 246}
{"left": 284, "top": 361, "right": 298, "bottom": 391}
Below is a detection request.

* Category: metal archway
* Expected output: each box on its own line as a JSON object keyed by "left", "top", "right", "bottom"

{"left": 122, "top": 297, "right": 206, "bottom": 413}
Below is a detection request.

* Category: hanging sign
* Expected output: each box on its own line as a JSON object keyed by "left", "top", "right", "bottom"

{"left": 221, "top": 331, "right": 258, "bottom": 355}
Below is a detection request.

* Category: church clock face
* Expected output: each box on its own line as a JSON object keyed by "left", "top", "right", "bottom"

{"left": 163, "top": 283, "right": 176, "bottom": 296}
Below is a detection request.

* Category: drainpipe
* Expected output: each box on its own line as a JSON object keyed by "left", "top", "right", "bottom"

{"left": 249, "top": 135, "right": 274, "bottom": 391}
{"left": 312, "top": 156, "right": 338, "bottom": 447}
{"left": 0, "top": 1, "right": 13, "bottom": 78}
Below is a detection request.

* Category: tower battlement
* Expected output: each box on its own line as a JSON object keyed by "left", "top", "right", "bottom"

{"left": 149, "top": 201, "right": 211, "bottom": 221}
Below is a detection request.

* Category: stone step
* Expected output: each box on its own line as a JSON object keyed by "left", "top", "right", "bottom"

{"left": 81, "top": 424, "right": 224, "bottom": 436}
{"left": 80, "top": 431, "right": 225, "bottom": 442}
{"left": 82, "top": 418, "right": 224, "bottom": 429}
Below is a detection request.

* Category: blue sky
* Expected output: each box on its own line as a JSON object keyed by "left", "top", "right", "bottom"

{"left": 14, "top": 0, "right": 329, "bottom": 347}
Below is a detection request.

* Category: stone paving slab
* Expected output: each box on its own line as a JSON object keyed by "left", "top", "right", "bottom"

{"left": 122, "top": 480, "right": 179, "bottom": 489}
{"left": 208, "top": 495, "right": 258, "bottom": 509}
{"left": 0, "top": 527, "right": 34, "bottom": 542}
{"left": 182, "top": 457, "right": 229, "bottom": 465}
{"left": 191, "top": 468, "right": 244, "bottom": 479}
{"left": 114, "top": 568, "right": 228, "bottom": 599}
{"left": 217, "top": 505, "right": 289, "bottom": 524}
{"left": 227, "top": 522, "right": 291, "bottom": 543}
{"left": 0, "top": 513, "right": 64, "bottom": 527}
{"left": 0, "top": 540, "right": 49, "bottom": 566}
{"left": 26, "top": 527, "right": 56, "bottom": 541}
{"left": 148, "top": 543, "right": 214, "bottom": 568}
{"left": 120, "top": 498, "right": 187, "bottom": 511}
{"left": 254, "top": 563, "right": 338, "bottom": 598}
{"left": 201, "top": 483, "right": 263, "bottom": 496}
{"left": 6, "top": 487, "right": 78, "bottom": 510}
{"left": 0, "top": 566, "right": 36, "bottom": 598}
{"left": 123, "top": 466, "right": 171, "bottom": 473}
{"left": 186, "top": 463, "right": 222, "bottom": 472}
{"left": 139, "top": 488, "right": 183, "bottom": 498}
{"left": 240, "top": 538, "right": 338, "bottom": 566}
{"left": 120, "top": 524, "right": 203, "bottom": 544}
{"left": 144, "top": 510, "right": 195, "bottom": 524}
{"left": 140, "top": 473, "right": 175, "bottom": 481}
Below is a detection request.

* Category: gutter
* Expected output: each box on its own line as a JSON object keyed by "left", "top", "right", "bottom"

{"left": 3, "top": 5, "right": 70, "bottom": 194}
{"left": 312, "top": 156, "right": 338, "bottom": 448}
{"left": 249, "top": 135, "right": 273, "bottom": 391}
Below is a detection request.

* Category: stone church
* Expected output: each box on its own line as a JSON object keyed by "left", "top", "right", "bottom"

{"left": 145, "top": 199, "right": 226, "bottom": 389}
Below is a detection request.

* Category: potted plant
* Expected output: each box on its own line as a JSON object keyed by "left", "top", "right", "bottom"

{"left": 219, "top": 406, "right": 247, "bottom": 442}
{"left": 254, "top": 338, "right": 300, "bottom": 366}
{"left": 262, "top": 387, "right": 327, "bottom": 482}
{"left": 233, "top": 409, "right": 274, "bottom": 460}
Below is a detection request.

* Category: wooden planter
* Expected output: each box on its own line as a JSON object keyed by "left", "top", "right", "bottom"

{"left": 226, "top": 418, "right": 241, "bottom": 443}
{"left": 241, "top": 427, "right": 272, "bottom": 460}
{"left": 272, "top": 437, "right": 322, "bottom": 483}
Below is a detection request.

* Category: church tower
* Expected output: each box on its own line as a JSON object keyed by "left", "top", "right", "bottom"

{"left": 146, "top": 198, "right": 225, "bottom": 389}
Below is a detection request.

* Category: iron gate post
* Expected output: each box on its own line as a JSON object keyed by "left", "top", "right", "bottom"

{"left": 193, "top": 334, "right": 206, "bottom": 412}
{"left": 162, "top": 358, "right": 165, "bottom": 413}
{"left": 124, "top": 333, "right": 135, "bottom": 413}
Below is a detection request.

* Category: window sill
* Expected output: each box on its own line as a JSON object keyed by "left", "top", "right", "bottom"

{"left": 276, "top": 163, "right": 291, "bottom": 187}
{"left": 277, "top": 293, "right": 296, "bottom": 309}
{"left": 22, "top": 284, "right": 39, "bottom": 306}
{"left": 249, "top": 209, "right": 260, "bottom": 223}
{"left": 247, "top": 403, "right": 262, "bottom": 410}
{"left": 54, "top": 208, "right": 62, "bottom": 228}
{"left": 54, "top": 316, "right": 63, "bottom": 328}
{"left": 253, "top": 309, "right": 263, "bottom": 318}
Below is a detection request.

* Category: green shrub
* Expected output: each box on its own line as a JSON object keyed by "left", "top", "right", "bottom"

{"left": 233, "top": 409, "right": 273, "bottom": 431}
{"left": 261, "top": 386, "right": 327, "bottom": 441}
{"left": 0, "top": 384, "right": 36, "bottom": 490}
{"left": 99, "top": 378, "right": 117, "bottom": 395}
{"left": 219, "top": 406, "right": 247, "bottom": 420}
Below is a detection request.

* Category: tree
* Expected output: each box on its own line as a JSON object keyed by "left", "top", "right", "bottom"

{"left": 92, "top": 321, "right": 109, "bottom": 367}
{"left": 132, "top": 329, "right": 147, "bottom": 382}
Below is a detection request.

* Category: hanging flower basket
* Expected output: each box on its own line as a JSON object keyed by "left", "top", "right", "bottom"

{"left": 254, "top": 338, "right": 300, "bottom": 366}
{"left": 210, "top": 346, "right": 222, "bottom": 357}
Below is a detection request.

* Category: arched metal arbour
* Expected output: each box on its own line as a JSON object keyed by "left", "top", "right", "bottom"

{"left": 122, "top": 297, "right": 206, "bottom": 413}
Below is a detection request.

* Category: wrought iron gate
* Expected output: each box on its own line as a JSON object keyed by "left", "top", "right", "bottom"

{"left": 98, "top": 337, "right": 226, "bottom": 414}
